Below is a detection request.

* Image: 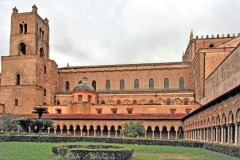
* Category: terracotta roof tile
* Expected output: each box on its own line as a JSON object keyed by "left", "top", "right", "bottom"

{"left": 19, "top": 114, "right": 186, "bottom": 120}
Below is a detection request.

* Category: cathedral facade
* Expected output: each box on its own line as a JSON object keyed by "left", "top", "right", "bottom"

{"left": 0, "top": 6, "right": 239, "bottom": 144}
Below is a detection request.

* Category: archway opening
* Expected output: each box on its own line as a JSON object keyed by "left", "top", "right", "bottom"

{"left": 162, "top": 126, "right": 168, "bottom": 139}
{"left": 110, "top": 126, "right": 115, "bottom": 137}
{"left": 154, "top": 126, "right": 160, "bottom": 139}
{"left": 18, "top": 43, "right": 26, "bottom": 55}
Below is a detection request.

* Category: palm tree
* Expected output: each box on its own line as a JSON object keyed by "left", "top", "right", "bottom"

{"left": 32, "top": 107, "right": 49, "bottom": 119}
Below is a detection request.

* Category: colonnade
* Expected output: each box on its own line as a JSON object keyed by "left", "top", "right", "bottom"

{"left": 185, "top": 123, "right": 240, "bottom": 145}
{"left": 44, "top": 124, "right": 184, "bottom": 140}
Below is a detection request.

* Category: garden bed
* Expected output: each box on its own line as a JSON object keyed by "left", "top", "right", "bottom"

{"left": 52, "top": 144, "right": 133, "bottom": 160}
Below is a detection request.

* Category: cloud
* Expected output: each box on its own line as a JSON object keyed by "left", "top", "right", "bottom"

{"left": 0, "top": 0, "right": 239, "bottom": 69}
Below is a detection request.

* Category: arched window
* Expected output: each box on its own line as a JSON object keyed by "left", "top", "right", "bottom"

{"left": 42, "top": 30, "right": 44, "bottom": 39}
{"left": 133, "top": 100, "right": 137, "bottom": 105}
{"left": 120, "top": 79, "right": 125, "bottom": 91}
{"left": 19, "top": 24, "right": 23, "bottom": 34}
{"left": 16, "top": 74, "right": 20, "bottom": 85}
{"left": 39, "top": 28, "right": 42, "bottom": 37}
{"left": 166, "top": 99, "right": 171, "bottom": 105}
{"left": 92, "top": 80, "right": 96, "bottom": 90}
{"left": 56, "top": 101, "right": 60, "bottom": 105}
{"left": 183, "top": 98, "right": 189, "bottom": 105}
{"left": 101, "top": 100, "right": 105, "bottom": 104}
{"left": 24, "top": 24, "right": 27, "bottom": 34}
{"left": 65, "top": 81, "right": 70, "bottom": 91}
{"left": 149, "top": 78, "right": 154, "bottom": 90}
{"left": 179, "top": 77, "right": 184, "bottom": 89}
{"left": 149, "top": 100, "right": 154, "bottom": 104}
{"left": 44, "top": 66, "right": 46, "bottom": 74}
{"left": 134, "top": 79, "right": 139, "bottom": 90}
{"left": 43, "top": 89, "right": 46, "bottom": 96}
{"left": 78, "top": 80, "right": 82, "bottom": 84}
{"left": 15, "top": 99, "right": 18, "bottom": 106}
{"left": 209, "top": 44, "right": 214, "bottom": 48}
{"left": 117, "top": 100, "right": 121, "bottom": 105}
{"left": 164, "top": 78, "right": 169, "bottom": 89}
{"left": 18, "top": 43, "right": 26, "bottom": 55}
{"left": 106, "top": 80, "right": 110, "bottom": 91}
{"left": 40, "top": 48, "right": 44, "bottom": 57}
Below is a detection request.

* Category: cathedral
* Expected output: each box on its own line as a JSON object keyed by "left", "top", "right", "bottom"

{"left": 0, "top": 5, "right": 239, "bottom": 144}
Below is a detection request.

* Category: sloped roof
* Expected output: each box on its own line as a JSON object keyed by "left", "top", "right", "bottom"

{"left": 217, "top": 36, "right": 240, "bottom": 48}
{"left": 19, "top": 113, "right": 186, "bottom": 120}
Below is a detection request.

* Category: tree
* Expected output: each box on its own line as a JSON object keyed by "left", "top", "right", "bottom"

{"left": 19, "top": 118, "right": 53, "bottom": 133}
{"left": 121, "top": 121, "right": 145, "bottom": 138}
{"left": 32, "top": 107, "right": 49, "bottom": 119}
{"left": 0, "top": 114, "right": 21, "bottom": 132}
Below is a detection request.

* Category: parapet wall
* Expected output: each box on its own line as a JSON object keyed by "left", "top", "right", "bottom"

{"left": 201, "top": 44, "right": 240, "bottom": 104}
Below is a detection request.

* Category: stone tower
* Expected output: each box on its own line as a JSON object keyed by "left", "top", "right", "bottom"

{"left": 0, "top": 5, "right": 58, "bottom": 114}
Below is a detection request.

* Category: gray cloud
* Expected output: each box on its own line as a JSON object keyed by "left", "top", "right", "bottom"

{"left": 0, "top": 0, "right": 239, "bottom": 69}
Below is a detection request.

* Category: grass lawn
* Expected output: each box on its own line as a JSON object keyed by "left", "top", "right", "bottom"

{"left": 0, "top": 142, "right": 238, "bottom": 160}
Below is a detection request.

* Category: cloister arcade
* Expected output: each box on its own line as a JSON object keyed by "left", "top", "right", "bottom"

{"left": 184, "top": 99, "right": 240, "bottom": 145}
{"left": 46, "top": 120, "right": 184, "bottom": 139}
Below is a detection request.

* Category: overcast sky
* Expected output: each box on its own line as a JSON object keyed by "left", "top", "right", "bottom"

{"left": 0, "top": 0, "right": 239, "bottom": 68}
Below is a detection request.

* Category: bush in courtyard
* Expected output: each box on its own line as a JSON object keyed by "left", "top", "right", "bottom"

{"left": 52, "top": 144, "right": 134, "bottom": 160}
{"left": 19, "top": 118, "right": 53, "bottom": 133}
{"left": 0, "top": 114, "right": 21, "bottom": 132}
{"left": 121, "top": 121, "right": 145, "bottom": 138}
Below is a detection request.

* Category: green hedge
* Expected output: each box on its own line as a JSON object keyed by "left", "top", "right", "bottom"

{"left": 0, "top": 134, "right": 239, "bottom": 158}
{"left": 52, "top": 144, "right": 133, "bottom": 160}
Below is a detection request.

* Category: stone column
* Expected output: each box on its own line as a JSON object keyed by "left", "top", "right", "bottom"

{"left": 167, "top": 130, "right": 170, "bottom": 139}
{"left": 160, "top": 130, "right": 162, "bottom": 139}
{"left": 73, "top": 128, "right": 76, "bottom": 137}
{"left": 87, "top": 129, "right": 89, "bottom": 136}
{"left": 54, "top": 128, "right": 56, "bottom": 135}
{"left": 175, "top": 129, "right": 178, "bottom": 139}
{"left": 145, "top": 131, "right": 147, "bottom": 138}
{"left": 216, "top": 126, "right": 219, "bottom": 143}
{"left": 152, "top": 131, "right": 154, "bottom": 139}
{"left": 227, "top": 124, "right": 231, "bottom": 144}
{"left": 47, "top": 127, "right": 50, "bottom": 134}
{"left": 234, "top": 123, "right": 238, "bottom": 145}
{"left": 94, "top": 130, "right": 96, "bottom": 137}
{"left": 115, "top": 130, "right": 118, "bottom": 138}
{"left": 108, "top": 130, "right": 110, "bottom": 137}
{"left": 101, "top": 130, "right": 103, "bottom": 137}
{"left": 199, "top": 129, "right": 202, "bottom": 141}
{"left": 60, "top": 128, "right": 63, "bottom": 135}
{"left": 221, "top": 126, "right": 224, "bottom": 143}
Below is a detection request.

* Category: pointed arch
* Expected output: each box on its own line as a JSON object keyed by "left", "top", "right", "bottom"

{"left": 179, "top": 77, "right": 184, "bottom": 89}
{"left": 134, "top": 79, "right": 139, "bottom": 90}
{"left": 92, "top": 80, "right": 96, "bottom": 90}
{"left": 149, "top": 78, "right": 154, "bottom": 90}
{"left": 18, "top": 42, "right": 26, "bottom": 55}
{"left": 16, "top": 74, "right": 21, "bottom": 85}
{"left": 106, "top": 80, "right": 110, "bottom": 91}
{"left": 164, "top": 78, "right": 169, "bottom": 89}
{"left": 65, "top": 81, "right": 70, "bottom": 91}
{"left": 120, "top": 79, "right": 125, "bottom": 91}
{"left": 40, "top": 47, "right": 44, "bottom": 57}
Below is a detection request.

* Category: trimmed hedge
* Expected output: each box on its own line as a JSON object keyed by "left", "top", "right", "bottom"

{"left": 52, "top": 144, "right": 133, "bottom": 160}
{"left": 0, "top": 134, "right": 239, "bottom": 158}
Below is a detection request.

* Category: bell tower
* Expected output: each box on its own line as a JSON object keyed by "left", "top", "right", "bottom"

{"left": 10, "top": 5, "right": 50, "bottom": 59}
{"left": 1, "top": 5, "right": 58, "bottom": 114}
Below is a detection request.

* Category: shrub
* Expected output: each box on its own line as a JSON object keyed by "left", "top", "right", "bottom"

{"left": 0, "top": 114, "right": 21, "bottom": 132}
{"left": 0, "top": 135, "right": 239, "bottom": 158}
{"left": 52, "top": 144, "right": 134, "bottom": 160}
{"left": 19, "top": 118, "right": 53, "bottom": 133}
{"left": 121, "top": 121, "right": 145, "bottom": 138}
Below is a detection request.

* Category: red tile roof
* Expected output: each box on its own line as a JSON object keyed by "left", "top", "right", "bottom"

{"left": 18, "top": 113, "right": 186, "bottom": 120}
